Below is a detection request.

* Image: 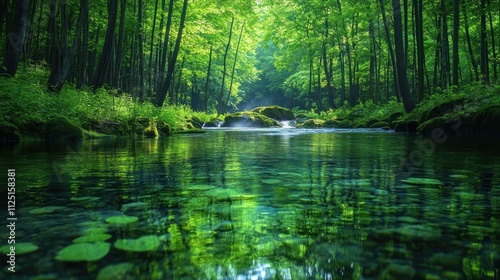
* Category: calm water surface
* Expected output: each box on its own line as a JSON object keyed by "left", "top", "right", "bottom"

{"left": 1, "top": 128, "right": 499, "bottom": 279}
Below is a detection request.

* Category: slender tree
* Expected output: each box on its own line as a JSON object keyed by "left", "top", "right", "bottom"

{"left": 156, "top": 0, "right": 188, "bottom": 107}
{"left": 392, "top": 0, "right": 415, "bottom": 112}
{"left": 452, "top": 0, "right": 459, "bottom": 86}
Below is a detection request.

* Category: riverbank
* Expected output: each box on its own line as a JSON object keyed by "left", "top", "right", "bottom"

{"left": 0, "top": 67, "right": 213, "bottom": 142}
{"left": 2, "top": 67, "right": 500, "bottom": 142}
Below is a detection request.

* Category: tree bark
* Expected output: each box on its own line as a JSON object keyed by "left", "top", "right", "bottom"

{"left": 0, "top": 0, "right": 29, "bottom": 77}
{"left": 224, "top": 22, "right": 244, "bottom": 112}
{"left": 156, "top": 0, "right": 188, "bottom": 107}
{"left": 379, "top": 0, "right": 400, "bottom": 101}
{"left": 452, "top": 0, "right": 459, "bottom": 86}
{"left": 204, "top": 44, "right": 213, "bottom": 113}
{"left": 217, "top": 15, "right": 234, "bottom": 115}
{"left": 47, "top": 0, "right": 88, "bottom": 92}
{"left": 480, "top": 0, "right": 489, "bottom": 84}
{"left": 392, "top": 0, "right": 415, "bottom": 112}
{"left": 92, "top": 0, "right": 119, "bottom": 89}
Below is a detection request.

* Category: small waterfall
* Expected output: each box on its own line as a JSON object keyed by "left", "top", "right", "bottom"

{"left": 279, "top": 120, "right": 296, "bottom": 128}
{"left": 216, "top": 120, "right": 224, "bottom": 127}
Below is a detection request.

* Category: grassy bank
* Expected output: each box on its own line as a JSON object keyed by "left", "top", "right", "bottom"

{"left": 0, "top": 66, "right": 215, "bottom": 141}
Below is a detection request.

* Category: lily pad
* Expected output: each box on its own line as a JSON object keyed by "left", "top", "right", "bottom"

{"left": 121, "top": 202, "right": 149, "bottom": 213}
{"left": 73, "top": 233, "right": 112, "bottom": 243}
{"left": 114, "top": 235, "right": 160, "bottom": 252}
{"left": 29, "top": 206, "right": 65, "bottom": 215}
{"left": 55, "top": 243, "right": 110, "bottom": 262}
{"left": 96, "top": 262, "right": 134, "bottom": 280}
{"left": 105, "top": 215, "right": 138, "bottom": 224}
{"left": 0, "top": 242, "right": 39, "bottom": 255}
{"left": 399, "top": 177, "right": 443, "bottom": 185}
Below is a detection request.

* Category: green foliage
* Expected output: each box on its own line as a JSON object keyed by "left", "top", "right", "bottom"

{"left": 0, "top": 67, "right": 214, "bottom": 138}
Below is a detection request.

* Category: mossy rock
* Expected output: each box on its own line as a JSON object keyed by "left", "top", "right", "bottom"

{"left": 296, "top": 119, "right": 324, "bottom": 128}
{"left": 223, "top": 111, "right": 281, "bottom": 127}
{"left": 395, "top": 120, "right": 419, "bottom": 133}
{"left": 250, "top": 106, "right": 295, "bottom": 121}
{"left": 420, "top": 98, "right": 465, "bottom": 123}
{"left": 46, "top": 116, "right": 83, "bottom": 140}
{"left": 323, "top": 119, "right": 351, "bottom": 128}
{"left": 385, "top": 112, "right": 404, "bottom": 123}
{"left": 142, "top": 119, "right": 158, "bottom": 138}
{"left": 416, "top": 117, "right": 451, "bottom": 136}
{"left": 187, "top": 116, "right": 203, "bottom": 128}
{"left": 55, "top": 243, "right": 110, "bottom": 262}
{"left": 365, "top": 119, "right": 381, "bottom": 127}
{"left": 157, "top": 121, "right": 172, "bottom": 136}
{"left": 369, "top": 121, "right": 390, "bottom": 128}
{"left": 0, "top": 121, "right": 20, "bottom": 142}
{"left": 202, "top": 118, "right": 223, "bottom": 128}
{"left": 469, "top": 105, "right": 500, "bottom": 136}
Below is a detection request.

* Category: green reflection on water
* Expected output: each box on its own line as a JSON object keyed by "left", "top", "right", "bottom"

{"left": 1, "top": 129, "right": 499, "bottom": 279}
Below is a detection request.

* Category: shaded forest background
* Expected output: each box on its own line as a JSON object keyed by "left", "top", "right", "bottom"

{"left": 0, "top": 0, "right": 498, "bottom": 115}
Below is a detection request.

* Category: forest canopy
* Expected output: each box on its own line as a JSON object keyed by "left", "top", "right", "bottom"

{"left": 0, "top": 0, "right": 498, "bottom": 115}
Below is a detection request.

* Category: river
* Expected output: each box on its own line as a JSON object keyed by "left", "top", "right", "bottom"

{"left": 1, "top": 128, "right": 499, "bottom": 279}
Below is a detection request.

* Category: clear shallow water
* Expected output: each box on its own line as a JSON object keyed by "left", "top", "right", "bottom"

{"left": 1, "top": 128, "right": 499, "bottom": 279}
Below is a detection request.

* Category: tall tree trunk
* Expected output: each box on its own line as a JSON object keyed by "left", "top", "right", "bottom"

{"left": 204, "top": 44, "right": 213, "bottom": 113}
{"left": 487, "top": 0, "right": 496, "bottom": 80}
{"left": 322, "top": 16, "right": 335, "bottom": 109}
{"left": 156, "top": 0, "right": 188, "bottom": 107}
{"left": 452, "top": 0, "right": 459, "bottom": 86}
{"left": 414, "top": 0, "right": 425, "bottom": 101}
{"left": 224, "top": 22, "right": 244, "bottom": 111}
{"left": 157, "top": 0, "right": 174, "bottom": 92}
{"left": 137, "top": 0, "right": 145, "bottom": 101}
{"left": 441, "top": 0, "right": 450, "bottom": 87}
{"left": 0, "top": 0, "right": 29, "bottom": 77}
{"left": 379, "top": 0, "right": 400, "bottom": 101}
{"left": 0, "top": 0, "right": 9, "bottom": 38}
{"left": 113, "top": 0, "right": 126, "bottom": 91}
{"left": 148, "top": 0, "right": 159, "bottom": 95}
{"left": 47, "top": 0, "right": 88, "bottom": 92}
{"left": 92, "top": 0, "right": 118, "bottom": 89}
{"left": 463, "top": 1, "right": 478, "bottom": 81}
{"left": 392, "top": 0, "right": 416, "bottom": 112}
{"left": 480, "top": 0, "right": 489, "bottom": 84}
{"left": 217, "top": 15, "right": 234, "bottom": 115}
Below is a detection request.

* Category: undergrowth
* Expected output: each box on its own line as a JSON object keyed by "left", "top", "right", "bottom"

{"left": 0, "top": 66, "right": 216, "bottom": 135}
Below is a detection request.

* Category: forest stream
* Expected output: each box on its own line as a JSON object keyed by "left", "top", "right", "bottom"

{"left": 1, "top": 128, "right": 499, "bottom": 279}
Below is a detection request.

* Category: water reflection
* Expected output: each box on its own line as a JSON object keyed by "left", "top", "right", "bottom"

{"left": 0, "top": 129, "right": 499, "bottom": 279}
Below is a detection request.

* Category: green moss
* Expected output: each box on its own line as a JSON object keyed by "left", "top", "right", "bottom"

{"left": 296, "top": 119, "right": 324, "bottom": 128}
{"left": 46, "top": 116, "right": 83, "bottom": 140}
{"left": 223, "top": 111, "right": 281, "bottom": 127}
{"left": 250, "top": 106, "right": 295, "bottom": 120}
{"left": 0, "top": 121, "right": 21, "bottom": 142}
